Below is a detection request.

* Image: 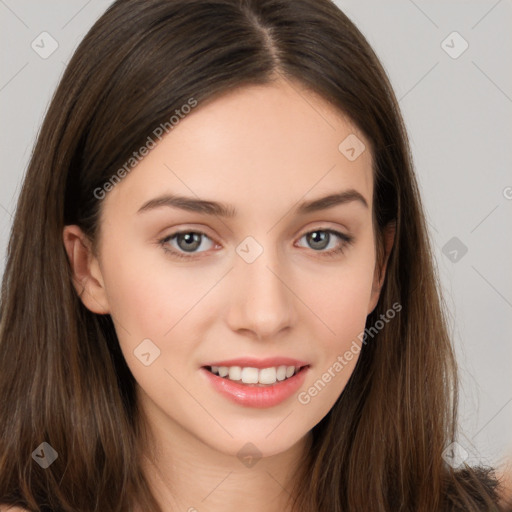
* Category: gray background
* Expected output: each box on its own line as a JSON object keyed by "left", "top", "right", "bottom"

{"left": 0, "top": 0, "right": 511, "bottom": 469}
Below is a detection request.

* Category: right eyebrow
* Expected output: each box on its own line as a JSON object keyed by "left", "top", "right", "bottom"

{"left": 137, "top": 194, "right": 237, "bottom": 217}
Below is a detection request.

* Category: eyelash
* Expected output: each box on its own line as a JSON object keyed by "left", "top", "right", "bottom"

{"left": 158, "top": 228, "right": 354, "bottom": 261}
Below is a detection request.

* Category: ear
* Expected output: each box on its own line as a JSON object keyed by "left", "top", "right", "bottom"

{"left": 367, "top": 221, "right": 396, "bottom": 315}
{"left": 62, "top": 225, "right": 110, "bottom": 314}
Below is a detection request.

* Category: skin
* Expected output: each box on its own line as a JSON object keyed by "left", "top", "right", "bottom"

{"left": 63, "top": 77, "right": 395, "bottom": 511}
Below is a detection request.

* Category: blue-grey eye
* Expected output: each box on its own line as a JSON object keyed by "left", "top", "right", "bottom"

{"left": 298, "top": 229, "right": 348, "bottom": 251}
{"left": 162, "top": 231, "right": 214, "bottom": 254}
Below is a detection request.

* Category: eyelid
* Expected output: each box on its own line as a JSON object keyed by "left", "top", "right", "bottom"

{"left": 156, "top": 224, "right": 219, "bottom": 246}
{"left": 158, "top": 224, "right": 354, "bottom": 260}
{"left": 293, "top": 222, "right": 353, "bottom": 248}
{"left": 158, "top": 228, "right": 218, "bottom": 259}
{"left": 294, "top": 228, "right": 353, "bottom": 256}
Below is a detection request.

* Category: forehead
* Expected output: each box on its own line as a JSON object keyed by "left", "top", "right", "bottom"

{"left": 103, "top": 78, "right": 373, "bottom": 220}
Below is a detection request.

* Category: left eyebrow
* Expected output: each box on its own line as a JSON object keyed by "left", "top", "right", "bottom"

{"left": 136, "top": 188, "right": 369, "bottom": 217}
{"left": 297, "top": 189, "right": 369, "bottom": 213}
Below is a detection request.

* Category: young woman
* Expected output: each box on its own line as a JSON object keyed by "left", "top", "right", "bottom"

{"left": 0, "top": 0, "right": 508, "bottom": 510}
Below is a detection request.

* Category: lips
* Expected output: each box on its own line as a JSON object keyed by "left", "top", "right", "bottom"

{"left": 200, "top": 356, "right": 311, "bottom": 408}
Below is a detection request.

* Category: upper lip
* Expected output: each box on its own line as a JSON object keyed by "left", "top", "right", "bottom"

{"left": 202, "top": 357, "right": 310, "bottom": 369}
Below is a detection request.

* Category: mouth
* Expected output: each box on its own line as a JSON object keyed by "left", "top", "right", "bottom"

{"left": 200, "top": 363, "right": 311, "bottom": 408}
{"left": 201, "top": 364, "right": 310, "bottom": 387}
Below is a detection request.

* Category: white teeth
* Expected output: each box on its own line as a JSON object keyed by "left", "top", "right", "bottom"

{"left": 241, "top": 367, "right": 259, "bottom": 384}
{"left": 276, "top": 366, "right": 287, "bottom": 381}
{"left": 228, "top": 366, "right": 242, "bottom": 381}
{"left": 258, "top": 367, "right": 276, "bottom": 384}
{"left": 208, "top": 364, "right": 303, "bottom": 385}
{"left": 218, "top": 366, "right": 229, "bottom": 377}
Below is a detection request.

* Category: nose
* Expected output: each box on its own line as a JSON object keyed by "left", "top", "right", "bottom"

{"left": 225, "top": 245, "right": 297, "bottom": 340}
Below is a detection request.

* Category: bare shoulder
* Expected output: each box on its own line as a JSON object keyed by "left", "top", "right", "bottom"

{"left": 0, "top": 506, "right": 30, "bottom": 511}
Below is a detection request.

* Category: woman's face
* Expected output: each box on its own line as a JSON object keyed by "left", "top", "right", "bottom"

{"left": 71, "top": 78, "right": 389, "bottom": 458}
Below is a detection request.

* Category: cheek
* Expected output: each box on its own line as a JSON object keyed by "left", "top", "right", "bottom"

{"left": 311, "top": 275, "right": 371, "bottom": 333}
{"left": 296, "top": 244, "right": 375, "bottom": 403}
{"left": 296, "top": 277, "right": 372, "bottom": 415}
{"left": 299, "top": 251, "right": 375, "bottom": 343}
{"left": 303, "top": 270, "right": 371, "bottom": 373}
{"left": 99, "top": 240, "right": 219, "bottom": 358}
{"left": 98, "top": 246, "right": 208, "bottom": 397}
{"left": 98, "top": 241, "right": 177, "bottom": 340}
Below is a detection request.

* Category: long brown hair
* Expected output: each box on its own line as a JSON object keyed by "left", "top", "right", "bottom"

{"left": 0, "top": 0, "right": 506, "bottom": 510}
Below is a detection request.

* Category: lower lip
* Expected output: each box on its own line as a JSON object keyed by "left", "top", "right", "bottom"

{"left": 200, "top": 366, "right": 310, "bottom": 408}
